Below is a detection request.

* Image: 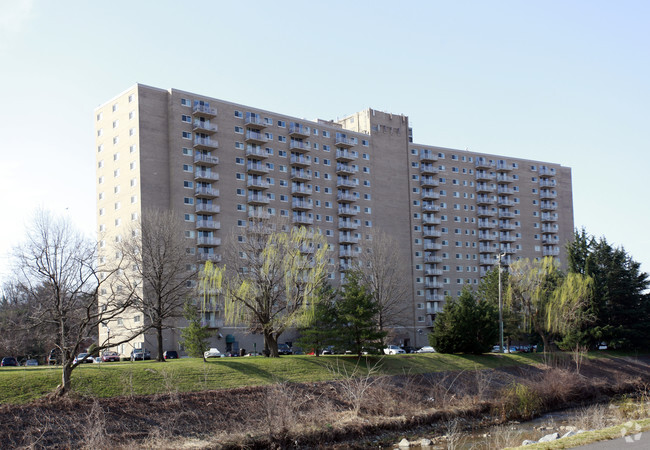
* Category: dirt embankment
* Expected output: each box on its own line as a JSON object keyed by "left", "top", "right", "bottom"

{"left": 1, "top": 356, "right": 649, "bottom": 449}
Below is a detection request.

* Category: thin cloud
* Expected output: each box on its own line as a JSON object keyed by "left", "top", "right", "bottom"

{"left": 0, "top": 0, "right": 34, "bottom": 34}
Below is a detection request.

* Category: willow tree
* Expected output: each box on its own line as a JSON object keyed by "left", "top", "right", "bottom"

{"left": 200, "top": 220, "right": 330, "bottom": 357}
{"left": 507, "top": 257, "right": 592, "bottom": 351}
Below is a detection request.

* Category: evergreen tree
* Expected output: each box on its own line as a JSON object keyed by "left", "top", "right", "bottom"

{"left": 430, "top": 289, "right": 498, "bottom": 354}
{"left": 476, "top": 267, "right": 522, "bottom": 348}
{"left": 179, "top": 303, "right": 213, "bottom": 358}
{"left": 295, "top": 286, "right": 338, "bottom": 356}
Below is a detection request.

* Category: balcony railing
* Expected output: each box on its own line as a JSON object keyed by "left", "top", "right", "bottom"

{"left": 195, "top": 220, "right": 220, "bottom": 230}
{"left": 335, "top": 136, "right": 355, "bottom": 147}
{"left": 289, "top": 124, "right": 310, "bottom": 137}
{"left": 424, "top": 255, "right": 443, "bottom": 263}
{"left": 198, "top": 253, "right": 222, "bottom": 262}
{"left": 193, "top": 120, "right": 218, "bottom": 134}
{"left": 291, "top": 185, "right": 312, "bottom": 195}
{"left": 247, "top": 178, "right": 270, "bottom": 189}
{"left": 338, "top": 220, "right": 359, "bottom": 229}
{"left": 195, "top": 187, "right": 219, "bottom": 198}
{"left": 197, "top": 237, "right": 221, "bottom": 246}
{"left": 193, "top": 137, "right": 218, "bottom": 149}
{"left": 247, "top": 163, "right": 269, "bottom": 174}
{"left": 195, "top": 170, "right": 219, "bottom": 181}
{"left": 289, "top": 140, "right": 310, "bottom": 151}
{"left": 194, "top": 154, "right": 219, "bottom": 166}
{"left": 248, "top": 194, "right": 270, "bottom": 204}
{"left": 335, "top": 149, "right": 356, "bottom": 161}
{"left": 246, "top": 147, "right": 269, "bottom": 158}
{"left": 336, "top": 192, "right": 356, "bottom": 202}
{"left": 245, "top": 130, "right": 268, "bottom": 143}
{"left": 195, "top": 203, "right": 220, "bottom": 214}
{"left": 337, "top": 207, "right": 357, "bottom": 216}
{"left": 292, "top": 216, "right": 313, "bottom": 225}
{"left": 192, "top": 104, "right": 217, "bottom": 117}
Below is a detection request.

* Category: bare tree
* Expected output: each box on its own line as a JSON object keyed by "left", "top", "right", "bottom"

{"left": 118, "top": 209, "right": 197, "bottom": 361}
{"left": 13, "top": 210, "right": 142, "bottom": 396}
{"left": 351, "top": 230, "right": 410, "bottom": 342}
{"left": 201, "top": 218, "right": 331, "bottom": 357}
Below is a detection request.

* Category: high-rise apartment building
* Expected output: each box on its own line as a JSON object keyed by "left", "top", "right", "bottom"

{"left": 95, "top": 84, "right": 573, "bottom": 355}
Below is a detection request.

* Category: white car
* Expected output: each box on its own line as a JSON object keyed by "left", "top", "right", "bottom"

{"left": 204, "top": 348, "right": 224, "bottom": 359}
{"left": 383, "top": 345, "right": 405, "bottom": 355}
{"left": 416, "top": 346, "right": 436, "bottom": 353}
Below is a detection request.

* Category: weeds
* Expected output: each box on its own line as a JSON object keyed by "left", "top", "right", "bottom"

{"left": 501, "top": 382, "right": 542, "bottom": 420}
{"left": 328, "top": 357, "right": 383, "bottom": 417}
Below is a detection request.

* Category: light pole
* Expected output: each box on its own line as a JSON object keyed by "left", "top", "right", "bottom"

{"left": 498, "top": 253, "right": 506, "bottom": 354}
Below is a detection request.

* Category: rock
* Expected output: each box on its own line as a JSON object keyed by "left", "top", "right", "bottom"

{"left": 565, "top": 425, "right": 577, "bottom": 432}
{"left": 398, "top": 438, "right": 411, "bottom": 448}
{"left": 577, "top": 429, "right": 586, "bottom": 434}
{"left": 522, "top": 440, "right": 537, "bottom": 446}
{"left": 419, "top": 438, "right": 432, "bottom": 447}
{"left": 562, "top": 431, "right": 576, "bottom": 439}
{"left": 538, "top": 432, "right": 560, "bottom": 442}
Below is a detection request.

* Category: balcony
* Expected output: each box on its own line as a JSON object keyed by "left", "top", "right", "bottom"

{"left": 475, "top": 158, "right": 494, "bottom": 169}
{"left": 337, "top": 206, "right": 357, "bottom": 216}
{"left": 195, "top": 203, "right": 220, "bottom": 214}
{"left": 420, "top": 151, "right": 437, "bottom": 162}
{"left": 476, "top": 171, "right": 495, "bottom": 181}
{"left": 244, "top": 116, "right": 267, "bottom": 128}
{"left": 478, "top": 220, "right": 496, "bottom": 229}
{"left": 543, "top": 247, "right": 560, "bottom": 256}
{"left": 289, "top": 124, "right": 311, "bottom": 138}
{"left": 248, "top": 194, "right": 270, "bottom": 205}
{"left": 422, "top": 215, "right": 441, "bottom": 225}
{"left": 194, "top": 154, "right": 219, "bottom": 166}
{"left": 479, "top": 256, "right": 496, "bottom": 265}
{"left": 192, "top": 104, "right": 217, "bottom": 118}
{"left": 291, "top": 185, "right": 312, "bottom": 195}
{"left": 424, "top": 242, "right": 442, "bottom": 251}
{"left": 479, "top": 245, "right": 496, "bottom": 253}
{"left": 248, "top": 210, "right": 271, "bottom": 220}
{"left": 542, "top": 236, "right": 558, "bottom": 244}
{"left": 335, "top": 149, "right": 356, "bottom": 161}
{"left": 197, "top": 236, "right": 221, "bottom": 247}
{"left": 335, "top": 136, "right": 356, "bottom": 148}
{"left": 195, "top": 170, "right": 219, "bottom": 182}
{"left": 476, "top": 183, "right": 495, "bottom": 193}
{"left": 421, "top": 190, "right": 439, "bottom": 200}
{"left": 478, "top": 232, "right": 496, "bottom": 241}
{"left": 246, "top": 146, "right": 269, "bottom": 159}
{"left": 500, "top": 234, "right": 517, "bottom": 242}
{"left": 193, "top": 137, "right": 218, "bottom": 150}
{"left": 423, "top": 229, "right": 442, "bottom": 238}
{"left": 421, "top": 204, "right": 440, "bottom": 212}
{"left": 288, "top": 170, "right": 311, "bottom": 182}
{"left": 292, "top": 215, "right": 313, "bottom": 225}
{"left": 497, "top": 187, "right": 515, "bottom": 195}
{"left": 501, "top": 246, "right": 518, "bottom": 254}
{"left": 541, "top": 213, "right": 558, "bottom": 222}
{"left": 339, "top": 248, "right": 356, "bottom": 258}
{"left": 196, "top": 220, "right": 220, "bottom": 231}
{"left": 195, "top": 187, "right": 219, "bottom": 198}
{"left": 337, "top": 192, "right": 356, "bottom": 202}
{"left": 198, "top": 253, "right": 222, "bottom": 263}
{"left": 247, "top": 178, "right": 270, "bottom": 189}
{"left": 540, "top": 202, "right": 557, "bottom": 211}
{"left": 245, "top": 130, "right": 268, "bottom": 144}
{"left": 424, "top": 255, "right": 443, "bottom": 263}
{"left": 339, "top": 234, "right": 359, "bottom": 244}
{"left": 289, "top": 140, "right": 311, "bottom": 151}
{"left": 425, "top": 267, "right": 443, "bottom": 276}
{"left": 247, "top": 163, "right": 269, "bottom": 175}
{"left": 425, "top": 293, "right": 445, "bottom": 302}
{"left": 541, "top": 224, "right": 558, "bottom": 233}
{"left": 337, "top": 178, "right": 356, "bottom": 188}
{"left": 291, "top": 200, "right": 313, "bottom": 210}
{"left": 499, "top": 222, "right": 516, "bottom": 230}
{"left": 540, "top": 190, "right": 557, "bottom": 199}
{"left": 200, "top": 318, "right": 224, "bottom": 329}
{"left": 420, "top": 177, "right": 439, "bottom": 188}
{"left": 476, "top": 195, "right": 495, "bottom": 205}
{"left": 539, "top": 179, "right": 557, "bottom": 188}
{"left": 498, "top": 211, "right": 515, "bottom": 218}
{"left": 193, "top": 120, "right": 217, "bottom": 135}
{"left": 498, "top": 199, "right": 515, "bottom": 206}
{"left": 495, "top": 161, "right": 512, "bottom": 171}
{"left": 338, "top": 220, "right": 358, "bottom": 230}
{"left": 336, "top": 163, "right": 357, "bottom": 175}
{"left": 420, "top": 164, "right": 438, "bottom": 174}
{"left": 425, "top": 281, "right": 444, "bottom": 289}
{"left": 300, "top": 244, "right": 315, "bottom": 254}
{"left": 496, "top": 174, "right": 513, "bottom": 183}
{"left": 477, "top": 208, "right": 496, "bottom": 217}
{"left": 290, "top": 155, "right": 310, "bottom": 167}
{"left": 538, "top": 167, "right": 555, "bottom": 178}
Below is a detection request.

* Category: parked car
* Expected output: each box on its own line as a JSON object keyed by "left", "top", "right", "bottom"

{"left": 383, "top": 345, "right": 405, "bottom": 355}
{"left": 163, "top": 350, "right": 179, "bottom": 360}
{"left": 204, "top": 348, "right": 223, "bottom": 359}
{"left": 130, "top": 349, "right": 151, "bottom": 361}
{"left": 1, "top": 357, "right": 18, "bottom": 367}
{"left": 24, "top": 359, "right": 39, "bottom": 366}
{"left": 416, "top": 346, "right": 436, "bottom": 353}
{"left": 401, "top": 346, "right": 417, "bottom": 354}
{"left": 47, "top": 349, "right": 60, "bottom": 365}
{"left": 93, "top": 357, "right": 102, "bottom": 363}
{"left": 277, "top": 344, "right": 292, "bottom": 355}
{"left": 101, "top": 351, "right": 120, "bottom": 362}
{"left": 73, "top": 353, "right": 94, "bottom": 364}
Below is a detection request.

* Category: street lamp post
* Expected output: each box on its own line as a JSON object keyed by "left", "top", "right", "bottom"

{"left": 498, "top": 253, "right": 506, "bottom": 354}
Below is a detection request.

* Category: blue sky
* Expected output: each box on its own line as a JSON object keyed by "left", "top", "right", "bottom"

{"left": 0, "top": 0, "right": 648, "bottom": 280}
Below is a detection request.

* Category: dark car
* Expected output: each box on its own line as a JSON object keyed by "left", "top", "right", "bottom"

{"left": 1, "top": 357, "right": 17, "bottom": 367}
{"left": 277, "top": 343, "right": 292, "bottom": 355}
{"left": 130, "top": 348, "right": 151, "bottom": 361}
{"left": 163, "top": 350, "right": 178, "bottom": 360}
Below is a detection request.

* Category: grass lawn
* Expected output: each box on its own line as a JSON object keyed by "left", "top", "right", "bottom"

{"left": 0, "top": 352, "right": 545, "bottom": 404}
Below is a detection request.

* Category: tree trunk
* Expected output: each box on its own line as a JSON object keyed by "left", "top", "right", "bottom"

{"left": 156, "top": 324, "right": 164, "bottom": 361}
{"left": 55, "top": 364, "right": 73, "bottom": 396}
{"left": 264, "top": 330, "right": 279, "bottom": 357}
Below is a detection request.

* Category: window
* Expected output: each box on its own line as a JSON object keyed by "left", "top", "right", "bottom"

{"left": 181, "top": 115, "right": 191, "bottom": 123}
{"left": 183, "top": 164, "right": 192, "bottom": 172}
{"left": 277, "top": 120, "right": 286, "bottom": 127}
{"left": 112, "top": 103, "right": 118, "bottom": 112}
{"left": 183, "top": 181, "right": 193, "bottom": 188}
{"left": 182, "top": 131, "right": 191, "bottom": 139}
{"left": 181, "top": 98, "right": 190, "bottom": 106}
{"left": 234, "top": 126, "right": 243, "bottom": 133}
{"left": 183, "top": 197, "right": 194, "bottom": 205}
{"left": 278, "top": 136, "right": 286, "bottom": 143}
{"left": 234, "top": 110, "right": 243, "bottom": 118}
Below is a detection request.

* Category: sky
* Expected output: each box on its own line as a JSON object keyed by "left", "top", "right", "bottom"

{"left": 0, "top": 0, "right": 649, "bottom": 282}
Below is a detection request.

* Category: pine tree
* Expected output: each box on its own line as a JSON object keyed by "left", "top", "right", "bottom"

{"left": 179, "top": 303, "right": 213, "bottom": 358}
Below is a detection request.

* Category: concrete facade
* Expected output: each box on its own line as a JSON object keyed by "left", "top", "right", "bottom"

{"left": 95, "top": 84, "right": 573, "bottom": 356}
